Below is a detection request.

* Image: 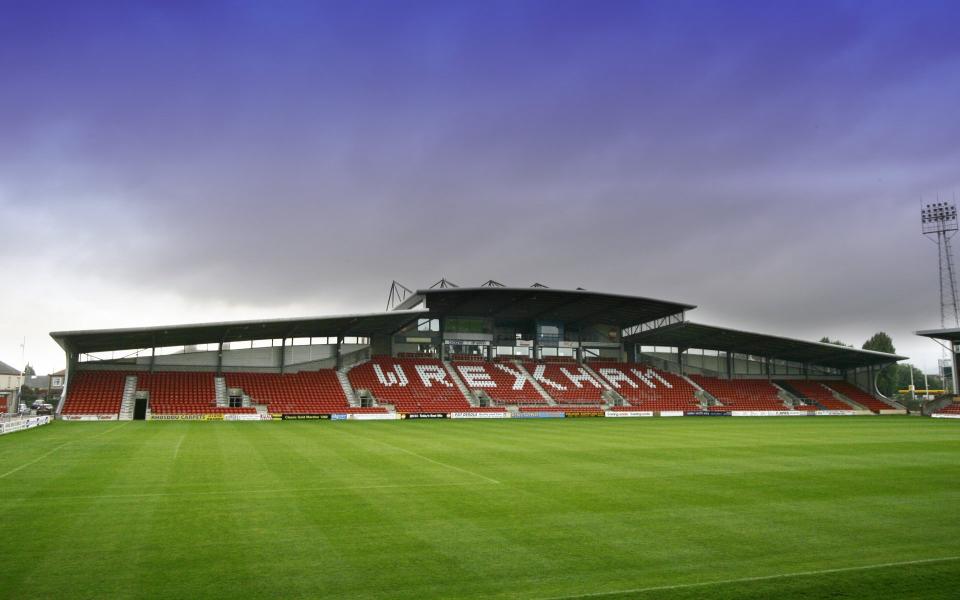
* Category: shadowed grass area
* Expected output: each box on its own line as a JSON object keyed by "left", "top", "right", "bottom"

{"left": 0, "top": 417, "right": 958, "bottom": 599}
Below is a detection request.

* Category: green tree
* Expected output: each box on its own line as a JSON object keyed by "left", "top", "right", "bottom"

{"left": 895, "top": 364, "right": 923, "bottom": 392}
{"left": 863, "top": 332, "right": 897, "bottom": 396}
{"left": 19, "top": 385, "right": 37, "bottom": 403}
{"left": 819, "top": 337, "right": 851, "bottom": 347}
{"left": 896, "top": 365, "right": 943, "bottom": 392}
{"left": 23, "top": 363, "right": 35, "bottom": 377}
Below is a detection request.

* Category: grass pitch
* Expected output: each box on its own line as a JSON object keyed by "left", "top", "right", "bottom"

{"left": 1, "top": 417, "right": 958, "bottom": 599}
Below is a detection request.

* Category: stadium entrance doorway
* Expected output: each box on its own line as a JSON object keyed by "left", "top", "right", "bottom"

{"left": 134, "top": 398, "right": 147, "bottom": 420}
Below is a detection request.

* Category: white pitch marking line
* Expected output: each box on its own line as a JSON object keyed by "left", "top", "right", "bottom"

{"left": 0, "top": 441, "right": 73, "bottom": 480}
{"left": 0, "top": 421, "right": 130, "bottom": 480}
{"left": 334, "top": 429, "right": 501, "bottom": 484}
{"left": 539, "top": 555, "right": 960, "bottom": 600}
{"left": 380, "top": 441, "right": 502, "bottom": 485}
{"left": 172, "top": 433, "right": 186, "bottom": 460}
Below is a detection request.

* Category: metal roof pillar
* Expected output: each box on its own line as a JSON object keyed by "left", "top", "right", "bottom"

{"left": 335, "top": 337, "right": 344, "bottom": 370}
{"left": 678, "top": 348, "right": 686, "bottom": 375}
{"left": 149, "top": 347, "right": 156, "bottom": 373}
{"left": 952, "top": 344, "right": 960, "bottom": 395}
{"left": 216, "top": 342, "right": 223, "bottom": 376}
{"left": 726, "top": 352, "right": 734, "bottom": 379}
{"left": 57, "top": 349, "right": 78, "bottom": 415}
{"left": 437, "top": 318, "right": 446, "bottom": 360}
{"left": 279, "top": 338, "right": 287, "bottom": 375}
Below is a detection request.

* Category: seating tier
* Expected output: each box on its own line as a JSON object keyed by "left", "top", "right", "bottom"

{"left": 691, "top": 376, "right": 789, "bottom": 411}
{"left": 223, "top": 371, "right": 384, "bottom": 415}
{"left": 590, "top": 362, "right": 699, "bottom": 411}
{"left": 781, "top": 380, "right": 854, "bottom": 411}
{"left": 138, "top": 372, "right": 239, "bottom": 415}
{"left": 61, "top": 371, "right": 126, "bottom": 415}
{"left": 823, "top": 381, "right": 891, "bottom": 413}
{"left": 529, "top": 363, "right": 606, "bottom": 404}
{"left": 453, "top": 361, "right": 547, "bottom": 405}
{"left": 348, "top": 358, "right": 495, "bottom": 414}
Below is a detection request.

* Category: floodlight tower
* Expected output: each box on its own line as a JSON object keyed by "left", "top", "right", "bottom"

{"left": 922, "top": 201, "right": 960, "bottom": 329}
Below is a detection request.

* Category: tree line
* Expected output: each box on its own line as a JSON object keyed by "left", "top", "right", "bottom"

{"left": 820, "top": 333, "right": 943, "bottom": 397}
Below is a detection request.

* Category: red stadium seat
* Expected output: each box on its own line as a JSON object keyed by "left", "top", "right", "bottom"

{"left": 821, "top": 381, "right": 892, "bottom": 414}
{"left": 590, "top": 361, "right": 700, "bottom": 411}
{"left": 224, "top": 370, "right": 384, "bottom": 415}
{"left": 348, "top": 358, "right": 504, "bottom": 414}
{"left": 453, "top": 360, "right": 547, "bottom": 405}
{"left": 529, "top": 362, "right": 606, "bottom": 405}
{"left": 139, "top": 372, "right": 254, "bottom": 415}
{"left": 690, "top": 376, "right": 789, "bottom": 411}
{"left": 61, "top": 371, "right": 127, "bottom": 415}
{"left": 781, "top": 380, "right": 855, "bottom": 411}
{"left": 937, "top": 403, "right": 960, "bottom": 415}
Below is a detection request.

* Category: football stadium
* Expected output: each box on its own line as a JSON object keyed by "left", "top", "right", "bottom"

{"left": 2, "top": 282, "right": 959, "bottom": 598}
{"left": 46, "top": 283, "right": 912, "bottom": 421}
{"left": 4, "top": 2, "right": 960, "bottom": 597}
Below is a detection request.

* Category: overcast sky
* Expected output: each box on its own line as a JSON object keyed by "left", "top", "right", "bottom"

{"left": 2, "top": 0, "right": 959, "bottom": 374}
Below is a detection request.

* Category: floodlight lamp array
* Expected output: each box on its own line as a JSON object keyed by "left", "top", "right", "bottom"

{"left": 921, "top": 202, "right": 959, "bottom": 234}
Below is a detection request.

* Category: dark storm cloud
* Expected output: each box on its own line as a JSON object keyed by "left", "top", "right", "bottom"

{"left": 2, "top": 0, "right": 960, "bottom": 369}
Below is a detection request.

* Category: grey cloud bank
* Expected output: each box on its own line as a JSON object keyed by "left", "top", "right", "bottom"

{"left": 1, "top": 1, "right": 959, "bottom": 372}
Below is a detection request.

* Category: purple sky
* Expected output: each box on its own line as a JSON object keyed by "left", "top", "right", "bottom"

{"left": 2, "top": 0, "right": 960, "bottom": 373}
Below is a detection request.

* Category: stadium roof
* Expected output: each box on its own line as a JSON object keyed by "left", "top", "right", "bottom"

{"left": 396, "top": 287, "right": 695, "bottom": 327}
{"left": 50, "top": 310, "right": 428, "bottom": 355}
{"left": 624, "top": 321, "right": 906, "bottom": 369}
{"left": 916, "top": 327, "right": 960, "bottom": 343}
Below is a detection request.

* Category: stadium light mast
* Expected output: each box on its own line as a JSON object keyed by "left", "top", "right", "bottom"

{"left": 922, "top": 199, "right": 960, "bottom": 393}
{"left": 921, "top": 200, "right": 960, "bottom": 329}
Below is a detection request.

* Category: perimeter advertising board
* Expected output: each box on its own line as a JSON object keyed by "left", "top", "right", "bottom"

{"left": 449, "top": 412, "right": 509, "bottom": 419}
{"left": 346, "top": 413, "right": 397, "bottom": 421}
{"left": 223, "top": 414, "right": 268, "bottom": 421}
{"left": 150, "top": 414, "right": 234, "bottom": 421}
{"left": 730, "top": 411, "right": 807, "bottom": 417}
{"left": 513, "top": 411, "right": 565, "bottom": 418}
{"left": 604, "top": 411, "right": 654, "bottom": 418}
{"left": 281, "top": 414, "right": 331, "bottom": 420}
{"left": 62, "top": 415, "right": 118, "bottom": 421}
{"left": 563, "top": 410, "right": 605, "bottom": 418}
{"left": 0, "top": 415, "right": 51, "bottom": 435}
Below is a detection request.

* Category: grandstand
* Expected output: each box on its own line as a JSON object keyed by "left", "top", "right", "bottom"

{"left": 48, "top": 283, "right": 908, "bottom": 420}
{"left": 915, "top": 328, "right": 960, "bottom": 416}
